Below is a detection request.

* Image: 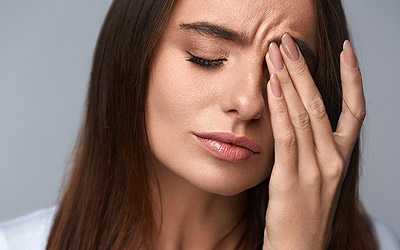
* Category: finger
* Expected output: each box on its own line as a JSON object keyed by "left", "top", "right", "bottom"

{"left": 280, "top": 34, "right": 337, "bottom": 156}
{"left": 334, "top": 40, "right": 366, "bottom": 158}
{"left": 266, "top": 42, "right": 316, "bottom": 165}
{"left": 267, "top": 73, "right": 298, "bottom": 178}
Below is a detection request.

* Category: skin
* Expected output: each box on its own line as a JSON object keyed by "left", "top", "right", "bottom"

{"left": 145, "top": 0, "right": 365, "bottom": 249}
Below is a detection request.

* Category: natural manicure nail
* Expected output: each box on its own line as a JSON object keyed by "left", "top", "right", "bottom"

{"left": 282, "top": 34, "right": 300, "bottom": 61}
{"left": 270, "top": 74, "right": 282, "bottom": 98}
{"left": 269, "top": 42, "right": 284, "bottom": 70}
{"left": 343, "top": 40, "right": 358, "bottom": 68}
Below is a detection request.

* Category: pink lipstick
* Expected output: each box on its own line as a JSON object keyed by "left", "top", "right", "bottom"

{"left": 194, "top": 132, "right": 261, "bottom": 163}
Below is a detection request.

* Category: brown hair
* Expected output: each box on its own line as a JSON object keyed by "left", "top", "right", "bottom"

{"left": 46, "top": 0, "right": 378, "bottom": 249}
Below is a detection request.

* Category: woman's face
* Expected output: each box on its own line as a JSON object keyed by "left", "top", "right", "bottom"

{"left": 146, "top": 0, "right": 317, "bottom": 195}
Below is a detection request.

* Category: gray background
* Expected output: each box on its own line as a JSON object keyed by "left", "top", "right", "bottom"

{"left": 0, "top": 0, "right": 399, "bottom": 237}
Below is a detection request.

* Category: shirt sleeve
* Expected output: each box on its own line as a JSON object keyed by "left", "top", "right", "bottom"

{"left": 0, "top": 227, "right": 9, "bottom": 250}
{"left": 372, "top": 216, "right": 400, "bottom": 250}
{"left": 0, "top": 206, "right": 57, "bottom": 250}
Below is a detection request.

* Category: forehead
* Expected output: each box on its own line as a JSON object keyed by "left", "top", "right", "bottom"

{"left": 168, "top": 0, "right": 317, "bottom": 53}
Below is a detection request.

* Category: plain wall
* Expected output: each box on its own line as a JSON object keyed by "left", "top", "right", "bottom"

{"left": 1, "top": 0, "right": 399, "bottom": 237}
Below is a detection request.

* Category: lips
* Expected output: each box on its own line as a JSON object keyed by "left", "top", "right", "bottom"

{"left": 194, "top": 132, "right": 261, "bottom": 162}
{"left": 194, "top": 132, "right": 261, "bottom": 153}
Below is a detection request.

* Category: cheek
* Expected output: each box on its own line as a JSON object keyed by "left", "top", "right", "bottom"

{"left": 145, "top": 45, "right": 223, "bottom": 140}
{"left": 145, "top": 48, "right": 203, "bottom": 162}
{"left": 146, "top": 51, "right": 206, "bottom": 129}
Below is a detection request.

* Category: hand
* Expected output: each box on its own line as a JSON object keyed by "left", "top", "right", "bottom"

{"left": 262, "top": 34, "right": 365, "bottom": 250}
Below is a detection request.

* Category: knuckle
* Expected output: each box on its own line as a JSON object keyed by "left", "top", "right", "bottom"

{"left": 292, "top": 109, "right": 310, "bottom": 129}
{"left": 308, "top": 99, "right": 328, "bottom": 121}
{"left": 325, "top": 157, "right": 345, "bottom": 180}
{"left": 303, "top": 169, "right": 321, "bottom": 185}
{"left": 293, "top": 63, "right": 309, "bottom": 76}
{"left": 354, "top": 108, "right": 367, "bottom": 122}
{"left": 276, "top": 75, "right": 289, "bottom": 86}
{"left": 351, "top": 70, "right": 363, "bottom": 84}
{"left": 276, "top": 132, "right": 297, "bottom": 148}
{"left": 274, "top": 99, "right": 287, "bottom": 114}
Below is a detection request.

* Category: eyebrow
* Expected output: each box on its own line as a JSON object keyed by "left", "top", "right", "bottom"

{"left": 180, "top": 21, "right": 249, "bottom": 45}
{"left": 179, "top": 21, "right": 318, "bottom": 70}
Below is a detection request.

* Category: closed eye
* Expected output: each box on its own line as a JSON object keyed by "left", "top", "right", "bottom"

{"left": 185, "top": 51, "right": 227, "bottom": 68}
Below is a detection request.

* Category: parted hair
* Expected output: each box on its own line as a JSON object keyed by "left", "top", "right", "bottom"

{"left": 46, "top": 0, "right": 378, "bottom": 249}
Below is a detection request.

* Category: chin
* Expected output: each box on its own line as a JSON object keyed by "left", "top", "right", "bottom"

{"left": 193, "top": 179, "right": 265, "bottom": 196}
{"left": 178, "top": 159, "right": 272, "bottom": 196}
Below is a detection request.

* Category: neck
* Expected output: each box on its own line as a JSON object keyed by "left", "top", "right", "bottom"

{"left": 149, "top": 161, "right": 247, "bottom": 250}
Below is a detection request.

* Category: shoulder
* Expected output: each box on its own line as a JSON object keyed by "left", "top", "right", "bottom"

{"left": 0, "top": 206, "right": 58, "bottom": 250}
{"left": 371, "top": 216, "right": 400, "bottom": 250}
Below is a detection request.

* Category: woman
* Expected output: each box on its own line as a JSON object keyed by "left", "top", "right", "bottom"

{"left": 1, "top": 0, "right": 399, "bottom": 249}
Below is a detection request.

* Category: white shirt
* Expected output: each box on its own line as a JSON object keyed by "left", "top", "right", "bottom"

{"left": 0, "top": 206, "right": 399, "bottom": 250}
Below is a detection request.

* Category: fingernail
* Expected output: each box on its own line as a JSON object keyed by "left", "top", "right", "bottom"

{"left": 282, "top": 34, "right": 300, "bottom": 61}
{"left": 269, "top": 42, "right": 284, "bottom": 70}
{"left": 270, "top": 74, "right": 282, "bottom": 98}
{"left": 343, "top": 40, "right": 358, "bottom": 68}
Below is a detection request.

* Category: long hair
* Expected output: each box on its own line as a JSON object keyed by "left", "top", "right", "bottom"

{"left": 46, "top": 0, "right": 378, "bottom": 249}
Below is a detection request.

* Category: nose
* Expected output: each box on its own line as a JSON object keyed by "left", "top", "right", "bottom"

{"left": 220, "top": 59, "right": 267, "bottom": 121}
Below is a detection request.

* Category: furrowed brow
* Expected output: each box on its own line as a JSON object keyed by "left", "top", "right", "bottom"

{"left": 179, "top": 21, "right": 249, "bottom": 45}
{"left": 180, "top": 22, "right": 318, "bottom": 72}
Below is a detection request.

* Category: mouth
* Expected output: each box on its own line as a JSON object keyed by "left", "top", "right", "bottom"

{"left": 193, "top": 132, "right": 261, "bottom": 163}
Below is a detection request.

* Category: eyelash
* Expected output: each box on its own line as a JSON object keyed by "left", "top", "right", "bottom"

{"left": 185, "top": 51, "right": 227, "bottom": 68}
